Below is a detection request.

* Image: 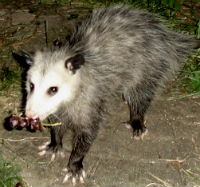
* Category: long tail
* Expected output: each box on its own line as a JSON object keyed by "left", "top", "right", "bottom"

{"left": 171, "top": 33, "right": 200, "bottom": 60}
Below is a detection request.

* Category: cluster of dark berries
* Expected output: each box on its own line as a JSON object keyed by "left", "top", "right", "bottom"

{"left": 9, "top": 115, "right": 42, "bottom": 130}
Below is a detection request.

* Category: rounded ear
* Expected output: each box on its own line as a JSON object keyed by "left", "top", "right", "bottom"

{"left": 65, "top": 54, "right": 85, "bottom": 74}
{"left": 12, "top": 51, "right": 34, "bottom": 68}
{"left": 21, "top": 51, "right": 34, "bottom": 65}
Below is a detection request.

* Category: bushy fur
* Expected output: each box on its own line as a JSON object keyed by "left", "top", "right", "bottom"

{"left": 25, "top": 5, "right": 200, "bottom": 182}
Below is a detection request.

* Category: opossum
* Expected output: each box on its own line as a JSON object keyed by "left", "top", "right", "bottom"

{"left": 23, "top": 5, "right": 200, "bottom": 185}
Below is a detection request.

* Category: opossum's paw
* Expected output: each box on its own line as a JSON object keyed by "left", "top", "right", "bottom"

{"left": 122, "top": 121, "right": 148, "bottom": 140}
{"left": 133, "top": 127, "right": 148, "bottom": 140}
{"left": 38, "top": 141, "right": 65, "bottom": 161}
{"left": 62, "top": 168, "right": 86, "bottom": 186}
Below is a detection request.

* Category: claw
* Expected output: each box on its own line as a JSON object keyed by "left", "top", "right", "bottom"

{"left": 38, "top": 141, "right": 50, "bottom": 150}
{"left": 63, "top": 169, "right": 86, "bottom": 185}
{"left": 38, "top": 145, "right": 47, "bottom": 150}
{"left": 63, "top": 168, "right": 68, "bottom": 172}
{"left": 58, "top": 151, "right": 65, "bottom": 158}
{"left": 38, "top": 150, "right": 46, "bottom": 156}
{"left": 50, "top": 153, "right": 56, "bottom": 162}
{"left": 63, "top": 173, "right": 72, "bottom": 183}
{"left": 38, "top": 141, "right": 64, "bottom": 161}
{"left": 133, "top": 129, "right": 148, "bottom": 140}
{"left": 72, "top": 177, "right": 76, "bottom": 186}
{"left": 80, "top": 176, "right": 84, "bottom": 184}
{"left": 82, "top": 170, "right": 86, "bottom": 178}
{"left": 140, "top": 129, "right": 148, "bottom": 140}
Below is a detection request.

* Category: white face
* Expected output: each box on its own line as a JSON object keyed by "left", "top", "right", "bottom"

{"left": 25, "top": 60, "right": 80, "bottom": 121}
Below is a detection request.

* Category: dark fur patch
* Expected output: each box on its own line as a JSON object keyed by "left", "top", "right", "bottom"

{"left": 12, "top": 51, "right": 33, "bottom": 68}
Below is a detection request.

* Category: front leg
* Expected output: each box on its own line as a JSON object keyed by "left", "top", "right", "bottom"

{"left": 38, "top": 125, "right": 66, "bottom": 161}
{"left": 63, "top": 128, "right": 98, "bottom": 185}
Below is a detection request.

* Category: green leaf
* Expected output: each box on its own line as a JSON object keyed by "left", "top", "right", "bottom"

{"left": 197, "top": 20, "right": 200, "bottom": 39}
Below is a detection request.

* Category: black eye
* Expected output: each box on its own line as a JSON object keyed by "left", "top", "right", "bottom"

{"left": 30, "top": 82, "right": 34, "bottom": 93}
{"left": 47, "top": 86, "right": 58, "bottom": 96}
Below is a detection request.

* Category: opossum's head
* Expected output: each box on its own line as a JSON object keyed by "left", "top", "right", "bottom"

{"left": 24, "top": 50, "right": 84, "bottom": 121}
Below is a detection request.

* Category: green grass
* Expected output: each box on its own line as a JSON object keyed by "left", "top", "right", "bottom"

{"left": 0, "top": 49, "right": 22, "bottom": 94}
{"left": 197, "top": 20, "right": 200, "bottom": 39}
{"left": 0, "top": 155, "right": 24, "bottom": 187}
{"left": 0, "top": 65, "right": 20, "bottom": 91}
{"left": 0, "top": 63, "right": 22, "bottom": 94}
{"left": 178, "top": 49, "right": 200, "bottom": 97}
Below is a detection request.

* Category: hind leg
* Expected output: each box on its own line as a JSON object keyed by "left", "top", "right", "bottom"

{"left": 123, "top": 86, "right": 154, "bottom": 140}
{"left": 128, "top": 107, "right": 148, "bottom": 140}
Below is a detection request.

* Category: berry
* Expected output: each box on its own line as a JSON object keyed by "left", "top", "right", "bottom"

{"left": 19, "top": 118, "right": 29, "bottom": 128}
{"left": 29, "top": 118, "right": 42, "bottom": 130}
{"left": 9, "top": 115, "right": 43, "bottom": 131}
{"left": 9, "top": 115, "right": 21, "bottom": 128}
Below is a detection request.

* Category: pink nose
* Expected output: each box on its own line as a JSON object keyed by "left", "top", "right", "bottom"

{"left": 25, "top": 111, "right": 38, "bottom": 119}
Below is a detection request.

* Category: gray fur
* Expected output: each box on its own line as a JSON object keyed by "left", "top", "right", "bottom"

{"left": 25, "top": 5, "right": 199, "bottom": 182}
{"left": 55, "top": 5, "right": 198, "bottom": 131}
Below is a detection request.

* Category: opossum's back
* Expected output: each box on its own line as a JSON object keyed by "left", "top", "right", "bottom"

{"left": 71, "top": 6, "right": 165, "bottom": 50}
{"left": 75, "top": 6, "right": 198, "bottom": 54}
{"left": 71, "top": 6, "right": 191, "bottom": 68}
{"left": 69, "top": 6, "right": 198, "bottom": 92}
